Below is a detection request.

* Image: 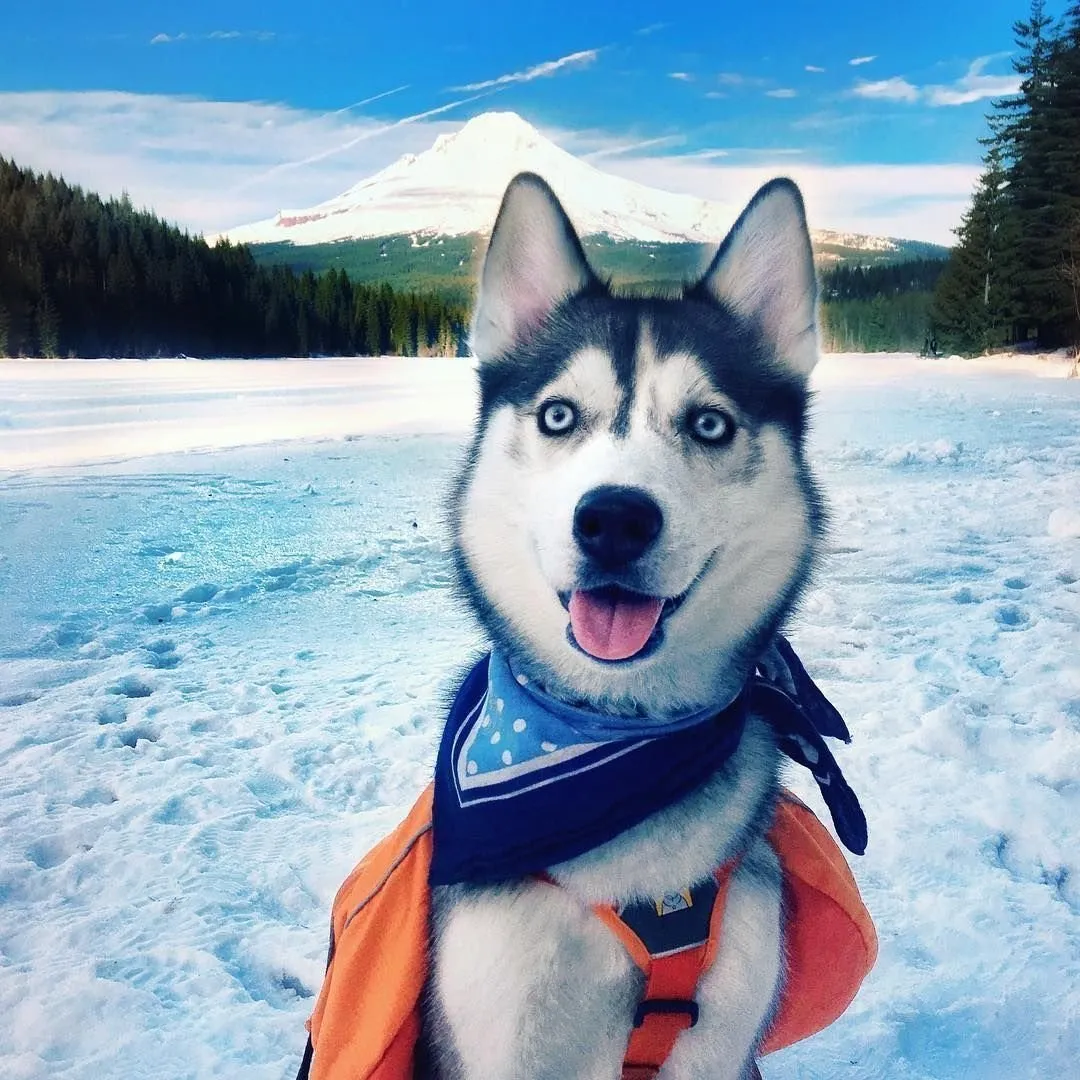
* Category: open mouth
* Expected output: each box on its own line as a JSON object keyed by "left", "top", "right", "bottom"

{"left": 559, "top": 584, "right": 692, "bottom": 664}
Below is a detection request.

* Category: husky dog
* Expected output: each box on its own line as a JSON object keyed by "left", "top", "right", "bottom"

{"left": 425, "top": 173, "right": 825, "bottom": 1080}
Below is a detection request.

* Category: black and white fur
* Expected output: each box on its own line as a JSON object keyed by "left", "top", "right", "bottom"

{"left": 424, "top": 173, "right": 826, "bottom": 1079}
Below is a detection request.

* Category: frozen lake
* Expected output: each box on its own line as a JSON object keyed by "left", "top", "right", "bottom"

{"left": 0, "top": 354, "right": 1078, "bottom": 1078}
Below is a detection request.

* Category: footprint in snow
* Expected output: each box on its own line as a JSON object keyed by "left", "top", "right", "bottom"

{"left": 153, "top": 795, "right": 198, "bottom": 826}
{"left": 0, "top": 690, "right": 40, "bottom": 707}
{"left": 96, "top": 701, "right": 127, "bottom": 725}
{"left": 143, "top": 638, "right": 180, "bottom": 669}
{"left": 53, "top": 622, "right": 95, "bottom": 649}
{"left": 985, "top": 833, "right": 1078, "bottom": 913}
{"left": 211, "top": 936, "right": 314, "bottom": 1006}
{"left": 180, "top": 582, "right": 219, "bottom": 604}
{"left": 26, "top": 827, "right": 101, "bottom": 869}
{"left": 144, "top": 603, "right": 173, "bottom": 625}
{"left": 26, "top": 836, "right": 78, "bottom": 870}
{"left": 111, "top": 674, "right": 154, "bottom": 699}
{"left": 115, "top": 724, "right": 160, "bottom": 748}
{"left": 994, "top": 604, "right": 1030, "bottom": 630}
{"left": 71, "top": 786, "right": 118, "bottom": 808}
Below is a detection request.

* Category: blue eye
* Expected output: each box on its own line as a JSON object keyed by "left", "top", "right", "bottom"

{"left": 538, "top": 400, "right": 577, "bottom": 436}
{"left": 689, "top": 407, "right": 735, "bottom": 445}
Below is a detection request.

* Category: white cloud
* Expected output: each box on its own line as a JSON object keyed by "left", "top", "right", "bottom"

{"left": 523, "top": 121, "right": 974, "bottom": 244}
{"left": 669, "top": 72, "right": 693, "bottom": 82}
{"left": 766, "top": 88, "right": 798, "bottom": 98}
{"left": 792, "top": 111, "right": 866, "bottom": 131}
{"left": 924, "top": 56, "right": 1020, "bottom": 106}
{"left": 452, "top": 49, "right": 598, "bottom": 92}
{"left": 849, "top": 55, "right": 877, "bottom": 66}
{"left": 600, "top": 153, "right": 978, "bottom": 245}
{"left": 0, "top": 91, "right": 462, "bottom": 234}
{"left": 852, "top": 58, "right": 1020, "bottom": 108}
{"left": 806, "top": 65, "right": 826, "bottom": 74}
{"left": 853, "top": 77, "right": 921, "bottom": 102}
{"left": 715, "top": 72, "right": 772, "bottom": 91}
{"left": 151, "top": 30, "right": 275, "bottom": 45}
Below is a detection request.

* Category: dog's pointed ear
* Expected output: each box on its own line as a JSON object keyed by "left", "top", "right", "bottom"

{"left": 693, "top": 178, "right": 819, "bottom": 379}
{"left": 471, "top": 172, "right": 596, "bottom": 361}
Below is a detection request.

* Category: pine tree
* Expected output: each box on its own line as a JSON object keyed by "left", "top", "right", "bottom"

{"left": 351, "top": 286, "right": 368, "bottom": 354}
{"left": 437, "top": 312, "right": 455, "bottom": 357}
{"left": 1062, "top": 211, "right": 1080, "bottom": 340}
{"left": 35, "top": 292, "right": 61, "bottom": 357}
{"left": 1000, "top": 1, "right": 1072, "bottom": 342}
{"left": 363, "top": 290, "right": 382, "bottom": 355}
{"left": 0, "top": 304, "right": 9, "bottom": 357}
{"left": 932, "top": 1, "right": 1080, "bottom": 352}
{"left": 1051, "top": 3, "right": 1080, "bottom": 345}
{"left": 377, "top": 284, "right": 395, "bottom": 354}
{"left": 389, "top": 294, "right": 410, "bottom": 355}
{"left": 297, "top": 305, "right": 311, "bottom": 357}
{"left": 932, "top": 146, "right": 1013, "bottom": 353}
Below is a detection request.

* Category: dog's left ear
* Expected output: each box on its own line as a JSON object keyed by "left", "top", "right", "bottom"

{"left": 693, "top": 178, "right": 819, "bottom": 379}
{"left": 471, "top": 172, "right": 597, "bottom": 362}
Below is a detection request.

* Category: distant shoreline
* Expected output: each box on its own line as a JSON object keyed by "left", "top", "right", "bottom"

{"left": 0, "top": 350, "right": 1073, "bottom": 374}
{"left": 2, "top": 354, "right": 1075, "bottom": 475}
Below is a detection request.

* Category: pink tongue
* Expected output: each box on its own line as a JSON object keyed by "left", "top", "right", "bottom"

{"left": 568, "top": 590, "right": 665, "bottom": 661}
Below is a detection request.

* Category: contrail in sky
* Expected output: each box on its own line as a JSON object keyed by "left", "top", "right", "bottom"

{"left": 234, "top": 88, "right": 503, "bottom": 191}
{"left": 331, "top": 85, "right": 410, "bottom": 115}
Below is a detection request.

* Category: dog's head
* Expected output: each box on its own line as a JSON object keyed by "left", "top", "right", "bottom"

{"left": 451, "top": 173, "right": 825, "bottom": 717}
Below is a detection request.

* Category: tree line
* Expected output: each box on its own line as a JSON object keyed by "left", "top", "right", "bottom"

{"left": 932, "top": 1, "right": 1080, "bottom": 354}
{"left": 1, "top": 152, "right": 957, "bottom": 359}
{"left": 0, "top": 157, "right": 470, "bottom": 358}
{"left": 818, "top": 259, "right": 947, "bottom": 353}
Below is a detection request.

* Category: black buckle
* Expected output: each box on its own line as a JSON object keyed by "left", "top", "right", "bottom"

{"left": 633, "top": 999, "right": 699, "bottom": 1028}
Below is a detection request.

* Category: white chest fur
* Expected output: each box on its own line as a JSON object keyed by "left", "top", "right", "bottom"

{"left": 426, "top": 716, "right": 785, "bottom": 1080}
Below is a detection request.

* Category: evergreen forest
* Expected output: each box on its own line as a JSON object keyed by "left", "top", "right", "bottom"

{"left": 0, "top": 159, "right": 470, "bottom": 359}
{"left": 932, "top": 1, "right": 1080, "bottom": 354}
{"left": 0, "top": 152, "right": 949, "bottom": 359}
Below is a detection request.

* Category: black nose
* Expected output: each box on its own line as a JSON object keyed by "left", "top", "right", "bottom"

{"left": 573, "top": 485, "right": 663, "bottom": 567}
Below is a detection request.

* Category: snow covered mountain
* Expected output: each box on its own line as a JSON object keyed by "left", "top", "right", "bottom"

{"left": 214, "top": 111, "right": 902, "bottom": 254}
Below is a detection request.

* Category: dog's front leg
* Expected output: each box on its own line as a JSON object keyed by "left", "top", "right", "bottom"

{"left": 658, "top": 838, "right": 785, "bottom": 1080}
{"left": 428, "top": 880, "right": 642, "bottom": 1080}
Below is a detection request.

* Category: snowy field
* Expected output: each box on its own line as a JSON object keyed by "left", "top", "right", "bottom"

{"left": 0, "top": 354, "right": 1078, "bottom": 1079}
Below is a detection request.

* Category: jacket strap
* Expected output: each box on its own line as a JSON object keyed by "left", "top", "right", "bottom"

{"left": 592, "top": 864, "right": 734, "bottom": 1080}
{"left": 294, "top": 1035, "right": 313, "bottom": 1080}
{"left": 538, "top": 861, "right": 735, "bottom": 1079}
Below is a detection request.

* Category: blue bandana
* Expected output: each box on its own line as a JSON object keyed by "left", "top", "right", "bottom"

{"left": 429, "top": 637, "right": 867, "bottom": 886}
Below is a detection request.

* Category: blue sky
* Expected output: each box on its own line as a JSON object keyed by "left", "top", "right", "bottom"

{"left": 0, "top": 0, "right": 1059, "bottom": 243}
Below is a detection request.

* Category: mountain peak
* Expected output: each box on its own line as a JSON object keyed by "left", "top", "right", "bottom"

{"left": 423, "top": 111, "right": 556, "bottom": 169}
{"left": 443, "top": 111, "right": 545, "bottom": 146}
{"left": 215, "top": 111, "right": 904, "bottom": 256}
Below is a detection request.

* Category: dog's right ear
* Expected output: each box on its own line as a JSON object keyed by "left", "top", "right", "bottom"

{"left": 471, "top": 173, "right": 596, "bottom": 362}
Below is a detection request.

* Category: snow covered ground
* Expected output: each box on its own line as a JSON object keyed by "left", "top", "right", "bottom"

{"left": 0, "top": 354, "right": 1078, "bottom": 1079}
